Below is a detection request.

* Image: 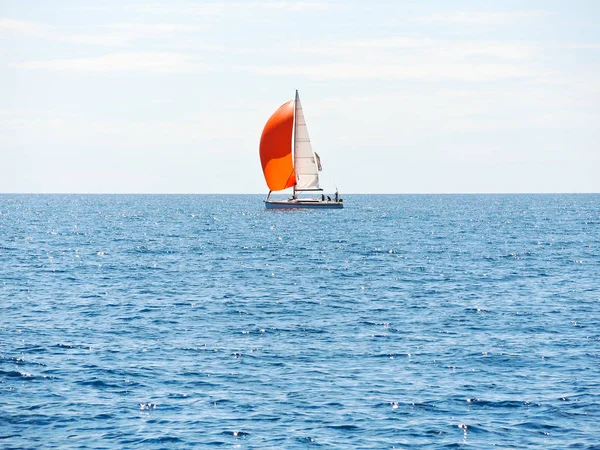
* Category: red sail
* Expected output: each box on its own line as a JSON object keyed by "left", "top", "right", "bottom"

{"left": 259, "top": 100, "right": 296, "bottom": 191}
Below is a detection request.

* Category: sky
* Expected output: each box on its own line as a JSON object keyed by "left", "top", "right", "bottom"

{"left": 1, "top": 0, "right": 599, "bottom": 194}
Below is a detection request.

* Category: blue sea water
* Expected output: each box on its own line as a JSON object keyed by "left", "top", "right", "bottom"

{"left": 1, "top": 194, "right": 599, "bottom": 449}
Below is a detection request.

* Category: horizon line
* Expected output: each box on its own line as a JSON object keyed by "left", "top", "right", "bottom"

{"left": 1, "top": 192, "right": 598, "bottom": 195}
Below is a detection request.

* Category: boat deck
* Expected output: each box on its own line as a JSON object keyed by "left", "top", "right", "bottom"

{"left": 265, "top": 199, "right": 343, "bottom": 209}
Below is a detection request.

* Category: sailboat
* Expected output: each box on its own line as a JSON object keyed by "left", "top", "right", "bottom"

{"left": 259, "top": 90, "right": 343, "bottom": 209}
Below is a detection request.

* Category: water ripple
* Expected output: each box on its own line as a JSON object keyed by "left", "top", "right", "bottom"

{"left": 1, "top": 194, "right": 599, "bottom": 448}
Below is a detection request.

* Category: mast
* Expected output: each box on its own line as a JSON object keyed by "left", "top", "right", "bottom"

{"left": 292, "top": 90, "right": 297, "bottom": 198}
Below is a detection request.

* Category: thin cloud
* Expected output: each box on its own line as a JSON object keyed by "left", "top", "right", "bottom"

{"left": 238, "top": 36, "right": 538, "bottom": 82}
{"left": 134, "top": 1, "right": 337, "bottom": 15}
{"left": 243, "top": 1, "right": 336, "bottom": 11}
{"left": 0, "top": 17, "right": 203, "bottom": 46}
{"left": 0, "top": 109, "right": 255, "bottom": 143}
{"left": 110, "top": 23, "right": 202, "bottom": 33}
{"left": 411, "top": 10, "right": 552, "bottom": 25}
{"left": 304, "top": 37, "right": 537, "bottom": 60}
{"left": 0, "top": 17, "right": 49, "bottom": 37}
{"left": 11, "top": 34, "right": 536, "bottom": 80}
{"left": 561, "top": 43, "right": 600, "bottom": 49}
{"left": 61, "top": 6, "right": 111, "bottom": 12}
{"left": 243, "top": 61, "right": 531, "bottom": 82}
{"left": 11, "top": 52, "right": 205, "bottom": 73}
{"left": 12, "top": 50, "right": 533, "bottom": 80}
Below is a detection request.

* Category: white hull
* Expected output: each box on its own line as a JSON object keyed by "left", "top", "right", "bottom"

{"left": 265, "top": 199, "right": 343, "bottom": 209}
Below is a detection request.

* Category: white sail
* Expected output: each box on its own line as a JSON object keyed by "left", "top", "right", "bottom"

{"left": 293, "top": 91, "right": 321, "bottom": 191}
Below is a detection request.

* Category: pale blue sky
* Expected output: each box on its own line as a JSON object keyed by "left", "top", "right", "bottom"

{"left": 1, "top": 0, "right": 599, "bottom": 193}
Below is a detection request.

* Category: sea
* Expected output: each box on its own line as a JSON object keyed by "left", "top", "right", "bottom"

{"left": 1, "top": 194, "right": 599, "bottom": 449}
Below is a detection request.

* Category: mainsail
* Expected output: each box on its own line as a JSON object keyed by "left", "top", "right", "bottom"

{"left": 293, "top": 91, "right": 321, "bottom": 191}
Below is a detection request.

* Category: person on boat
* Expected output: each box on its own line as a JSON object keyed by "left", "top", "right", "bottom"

{"left": 335, "top": 190, "right": 339, "bottom": 202}
{"left": 327, "top": 196, "right": 331, "bottom": 201}
{"left": 321, "top": 194, "right": 325, "bottom": 201}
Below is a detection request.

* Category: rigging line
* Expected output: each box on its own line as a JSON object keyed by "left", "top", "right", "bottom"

{"left": 284, "top": 168, "right": 296, "bottom": 191}
{"left": 325, "top": 154, "right": 339, "bottom": 192}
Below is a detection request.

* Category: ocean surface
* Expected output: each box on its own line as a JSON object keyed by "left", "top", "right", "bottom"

{"left": 1, "top": 194, "right": 599, "bottom": 449}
